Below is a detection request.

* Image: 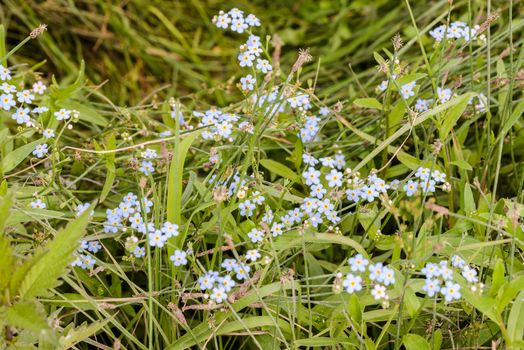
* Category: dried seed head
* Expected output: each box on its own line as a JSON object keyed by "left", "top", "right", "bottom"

{"left": 30, "top": 24, "right": 47, "bottom": 39}
{"left": 291, "top": 48, "right": 312, "bottom": 73}
{"left": 392, "top": 33, "right": 403, "bottom": 51}
{"left": 477, "top": 11, "right": 500, "bottom": 34}
{"left": 332, "top": 101, "right": 343, "bottom": 113}
{"left": 271, "top": 34, "right": 283, "bottom": 70}
{"left": 213, "top": 185, "right": 229, "bottom": 203}
{"left": 431, "top": 139, "right": 443, "bottom": 155}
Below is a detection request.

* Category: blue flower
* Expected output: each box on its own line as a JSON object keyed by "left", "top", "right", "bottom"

{"left": 139, "top": 160, "right": 155, "bottom": 176}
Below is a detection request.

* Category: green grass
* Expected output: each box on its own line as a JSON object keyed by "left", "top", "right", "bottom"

{"left": 1, "top": 0, "right": 524, "bottom": 349}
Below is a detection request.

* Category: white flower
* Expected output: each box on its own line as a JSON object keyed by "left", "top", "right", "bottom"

{"left": 245, "top": 14, "right": 260, "bottom": 27}
{"left": 230, "top": 18, "right": 248, "bottom": 33}
{"left": 55, "top": 108, "right": 71, "bottom": 121}
{"left": 256, "top": 59, "right": 272, "bottom": 73}
{"left": 437, "top": 87, "right": 452, "bottom": 103}
{"left": 161, "top": 221, "right": 179, "bottom": 238}
{"left": 0, "top": 65, "right": 12, "bottom": 80}
{"left": 32, "top": 143, "right": 49, "bottom": 158}
{"left": 380, "top": 267, "right": 396, "bottom": 286}
{"left": 342, "top": 273, "right": 363, "bottom": 293}
{"left": 245, "top": 249, "right": 261, "bottom": 262}
{"left": 400, "top": 82, "right": 416, "bottom": 99}
{"left": 461, "top": 265, "right": 478, "bottom": 283}
{"left": 32, "top": 81, "right": 47, "bottom": 94}
{"left": 0, "top": 83, "right": 16, "bottom": 93}
{"left": 214, "top": 14, "right": 231, "bottom": 29}
{"left": 325, "top": 169, "right": 343, "bottom": 188}
{"left": 248, "top": 228, "right": 264, "bottom": 243}
{"left": 210, "top": 286, "right": 227, "bottom": 303}
{"left": 441, "top": 281, "right": 461, "bottom": 302}
{"left": 43, "top": 129, "right": 55, "bottom": 139}
{"left": 218, "top": 275, "right": 236, "bottom": 292}
{"left": 16, "top": 90, "right": 35, "bottom": 104}
{"left": 170, "top": 250, "right": 188, "bottom": 266}
{"left": 348, "top": 254, "right": 369, "bottom": 272}
{"left": 234, "top": 263, "right": 250, "bottom": 280}
{"left": 371, "top": 284, "right": 387, "bottom": 300}
{"left": 422, "top": 278, "right": 441, "bottom": 297}
{"left": 270, "top": 223, "right": 283, "bottom": 237}
{"left": 11, "top": 107, "right": 31, "bottom": 125}
{"left": 238, "top": 52, "right": 255, "bottom": 67}
{"left": 240, "top": 74, "right": 256, "bottom": 91}
{"left": 139, "top": 160, "right": 155, "bottom": 176}
{"left": 148, "top": 230, "right": 167, "bottom": 248}
{"left": 30, "top": 198, "right": 46, "bottom": 209}
{"left": 0, "top": 93, "right": 16, "bottom": 111}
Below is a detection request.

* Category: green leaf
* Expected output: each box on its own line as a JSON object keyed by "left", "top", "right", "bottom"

{"left": 0, "top": 236, "right": 14, "bottom": 294}
{"left": 259, "top": 159, "right": 301, "bottom": 183}
{"left": 7, "top": 208, "right": 66, "bottom": 225}
{"left": 395, "top": 73, "right": 427, "bottom": 86}
{"left": 439, "top": 93, "right": 475, "bottom": 139}
{"left": 294, "top": 337, "right": 357, "bottom": 347}
{"left": 403, "top": 334, "right": 431, "bottom": 350}
{"left": 387, "top": 101, "right": 406, "bottom": 135}
{"left": 404, "top": 287, "right": 421, "bottom": 317}
{"left": 498, "top": 276, "right": 524, "bottom": 312}
{"left": 397, "top": 153, "right": 420, "bottom": 170}
{"left": 462, "top": 183, "right": 476, "bottom": 215}
{"left": 4, "top": 301, "right": 50, "bottom": 334}
{"left": 354, "top": 98, "right": 383, "bottom": 110}
{"left": 1, "top": 138, "right": 45, "bottom": 173}
{"left": 461, "top": 289, "right": 500, "bottom": 324}
{"left": 508, "top": 291, "right": 524, "bottom": 345}
{"left": 432, "top": 329, "right": 443, "bottom": 350}
{"left": 450, "top": 160, "right": 472, "bottom": 171}
{"left": 49, "top": 60, "right": 85, "bottom": 100}
{"left": 17, "top": 203, "right": 93, "bottom": 299}
{"left": 0, "top": 25, "right": 6, "bottom": 64}
{"left": 348, "top": 293, "right": 362, "bottom": 324}
{"left": 167, "top": 129, "right": 202, "bottom": 248}
{"left": 0, "top": 187, "right": 14, "bottom": 233}
{"left": 499, "top": 99, "right": 524, "bottom": 138}
{"left": 165, "top": 316, "right": 292, "bottom": 350}
{"left": 59, "top": 100, "right": 107, "bottom": 127}
{"left": 273, "top": 232, "right": 368, "bottom": 257}
{"left": 490, "top": 259, "right": 505, "bottom": 297}
{"left": 58, "top": 319, "right": 112, "bottom": 349}
{"left": 99, "top": 134, "right": 116, "bottom": 202}
{"left": 354, "top": 94, "right": 475, "bottom": 173}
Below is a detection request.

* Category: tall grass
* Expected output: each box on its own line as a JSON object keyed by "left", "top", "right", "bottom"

{"left": 0, "top": 0, "right": 524, "bottom": 349}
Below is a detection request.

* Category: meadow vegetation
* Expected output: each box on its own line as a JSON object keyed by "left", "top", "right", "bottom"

{"left": 0, "top": 1, "right": 524, "bottom": 349}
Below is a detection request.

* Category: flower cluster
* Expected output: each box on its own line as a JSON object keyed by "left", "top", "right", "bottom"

{"left": 195, "top": 108, "right": 241, "bottom": 142}
{"left": 421, "top": 255, "right": 483, "bottom": 302}
{"left": 139, "top": 148, "right": 157, "bottom": 176}
{"left": 212, "top": 9, "right": 260, "bottom": 33}
{"left": 403, "top": 166, "right": 447, "bottom": 197}
{"left": 196, "top": 247, "right": 265, "bottom": 305}
{"left": 1, "top": 64, "right": 80, "bottom": 160}
{"left": 334, "top": 254, "right": 397, "bottom": 305}
{"left": 429, "top": 21, "right": 485, "bottom": 42}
